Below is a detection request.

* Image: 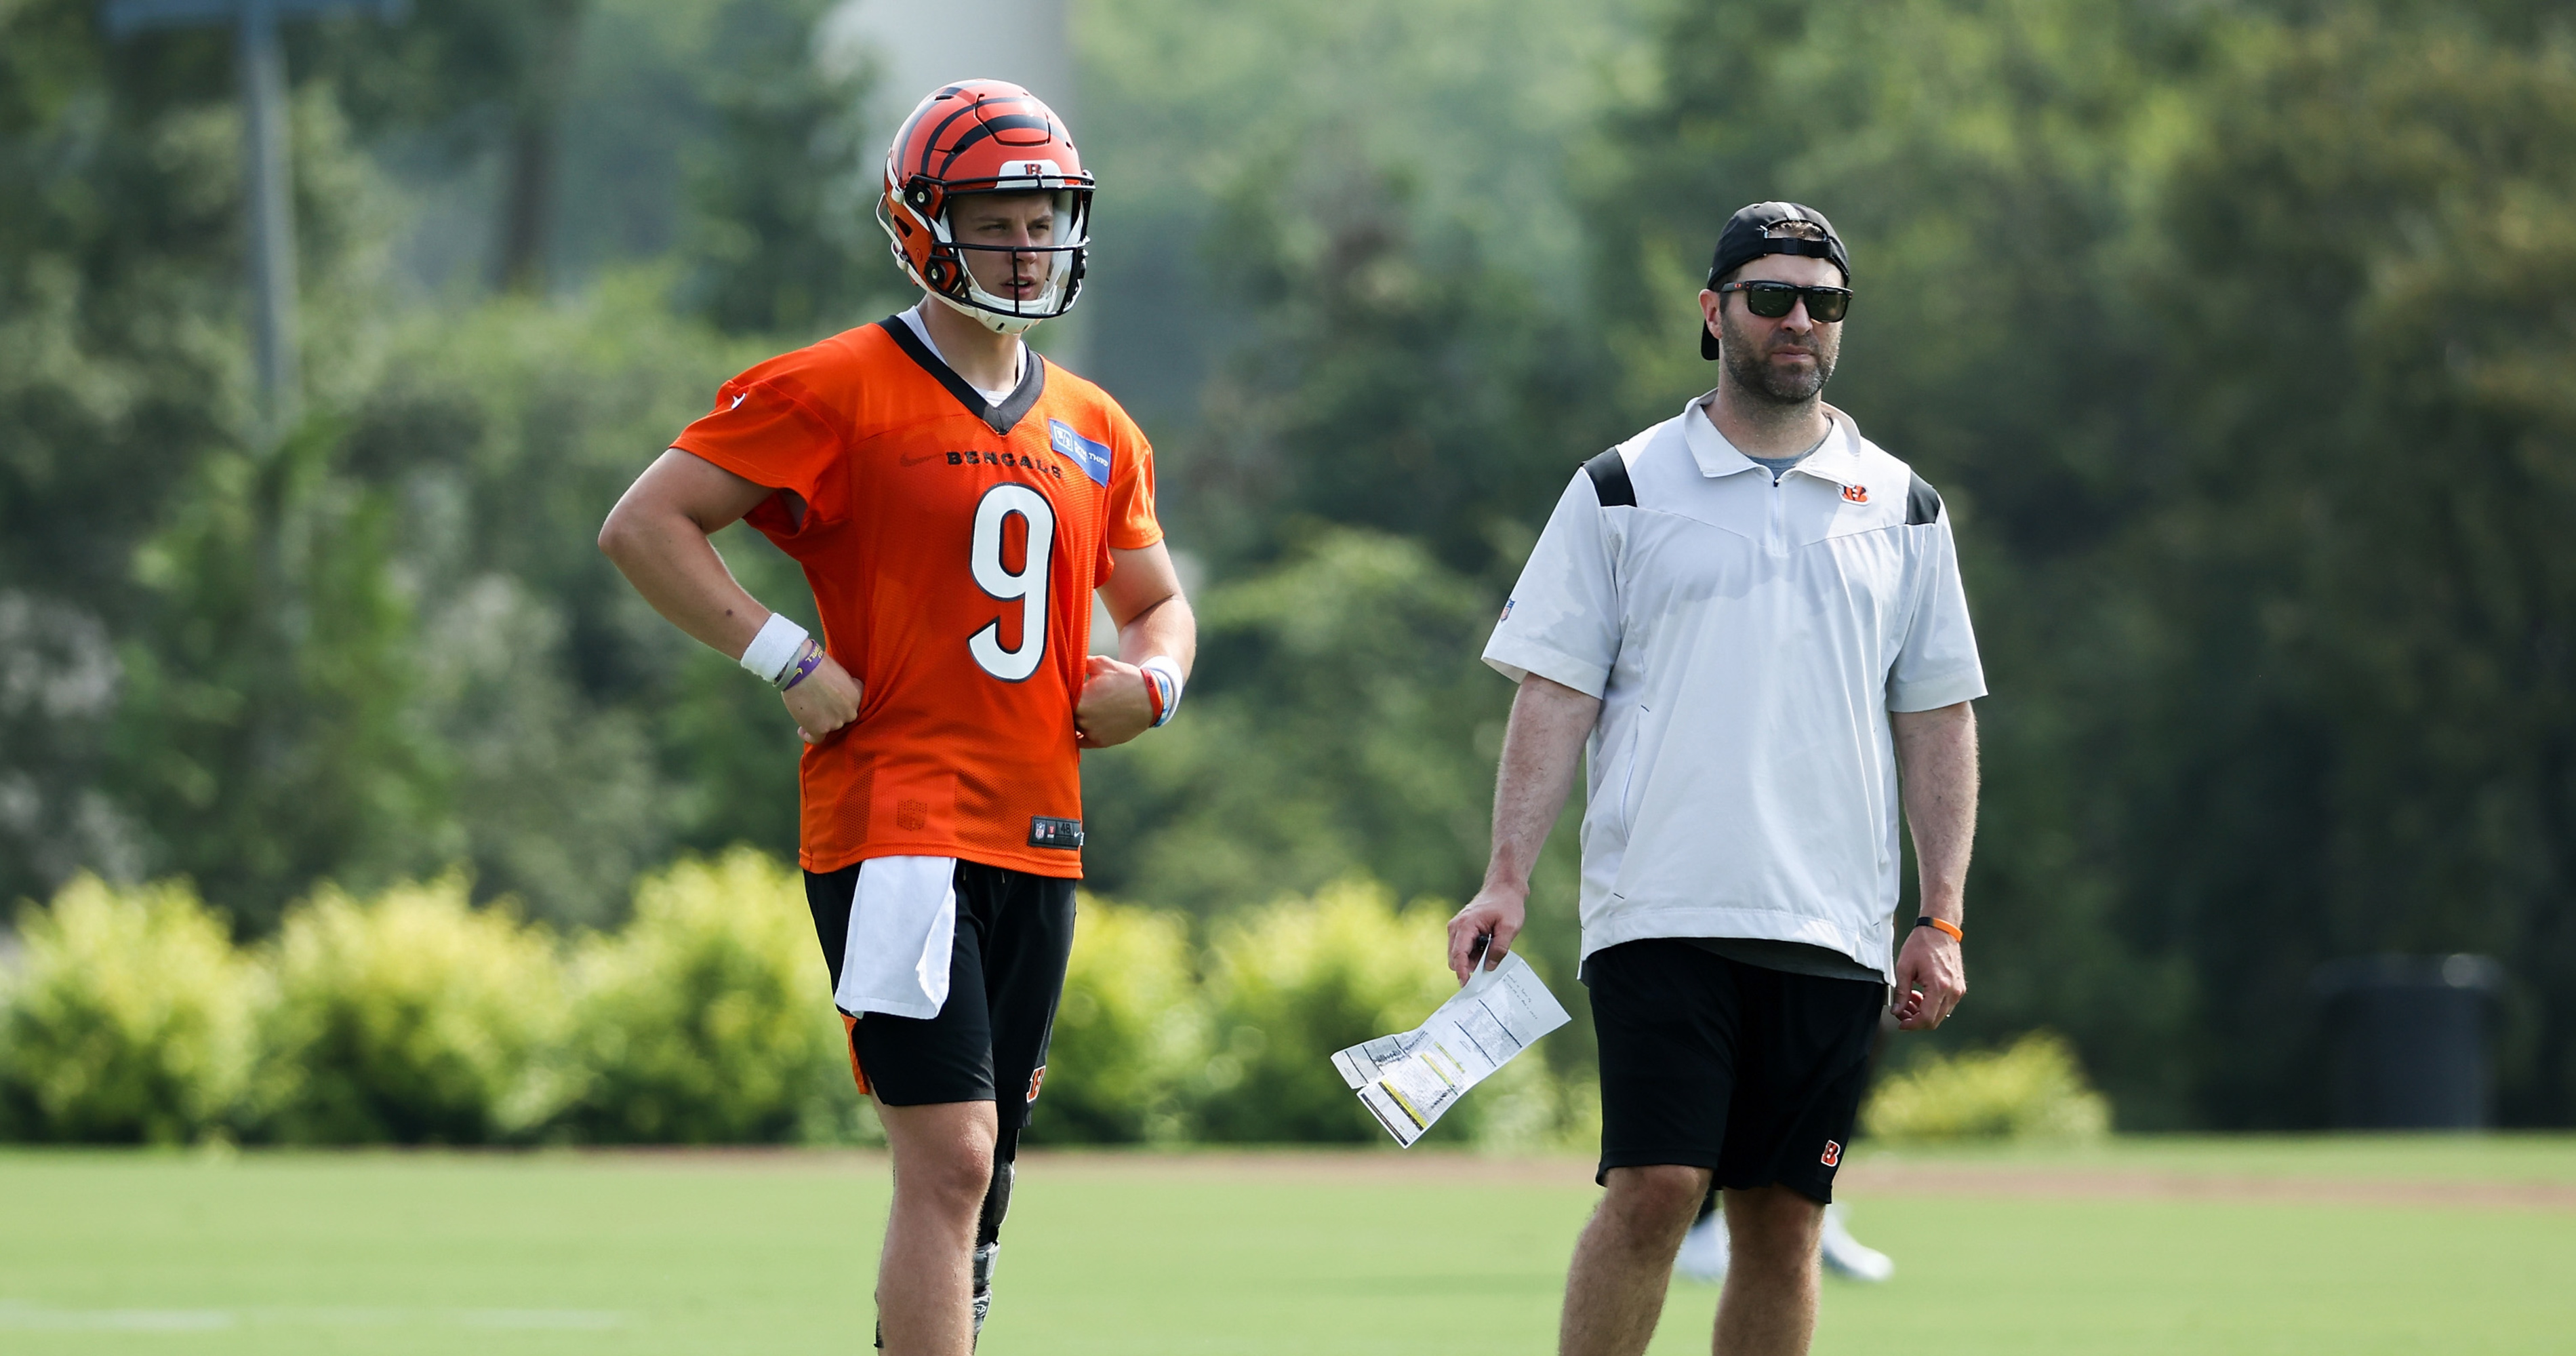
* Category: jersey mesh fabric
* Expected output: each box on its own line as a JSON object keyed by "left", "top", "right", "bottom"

{"left": 672, "top": 318, "right": 1163, "bottom": 877}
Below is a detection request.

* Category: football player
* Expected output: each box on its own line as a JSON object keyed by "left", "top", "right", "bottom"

{"left": 599, "top": 80, "right": 1192, "bottom": 1355}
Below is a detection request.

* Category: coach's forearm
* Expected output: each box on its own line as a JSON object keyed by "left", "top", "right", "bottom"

{"left": 1484, "top": 675, "right": 1601, "bottom": 893}
{"left": 1892, "top": 700, "right": 1979, "bottom": 921}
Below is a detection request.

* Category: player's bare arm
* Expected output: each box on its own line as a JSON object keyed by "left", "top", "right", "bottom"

{"left": 597, "top": 449, "right": 862, "bottom": 744}
{"left": 1076, "top": 542, "right": 1196, "bottom": 749}
{"left": 1890, "top": 699, "right": 1977, "bottom": 1029}
{"left": 1447, "top": 673, "right": 1601, "bottom": 982}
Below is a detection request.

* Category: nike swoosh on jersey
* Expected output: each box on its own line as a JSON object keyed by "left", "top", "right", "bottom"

{"left": 898, "top": 450, "right": 947, "bottom": 466}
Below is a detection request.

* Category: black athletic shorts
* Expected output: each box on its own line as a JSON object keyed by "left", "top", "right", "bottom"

{"left": 1586, "top": 938, "right": 1887, "bottom": 1203}
{"left": 804, "top": 860, "right": 1075, "bottom": 1124}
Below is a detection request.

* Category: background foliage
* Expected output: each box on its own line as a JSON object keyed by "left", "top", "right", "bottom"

{"left": 3, "top": 0, "right": 2573, "bottom": 1133}
{"left": 0, "top": 877, "right": 256, "bottom": 1143}
{"left": 254, "top": 875, "right": 565, "bottom": 1144}
{"left": 561, "top": 848, "right": 864, "bottom": 1144}
{"left": 0, "top": 864, "right": 1592, "bottom": 1146}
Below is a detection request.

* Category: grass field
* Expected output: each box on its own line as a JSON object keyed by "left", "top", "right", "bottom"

{"left": 3, "top": 1137, "right": 2571, "bottom": 1355}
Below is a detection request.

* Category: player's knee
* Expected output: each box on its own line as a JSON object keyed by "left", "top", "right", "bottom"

{"left": 897, "top": 1140, "right": 996, "bottom": 1217}
{"left": 1603, "top": 1164, "right": 1708, "bottom": 1232}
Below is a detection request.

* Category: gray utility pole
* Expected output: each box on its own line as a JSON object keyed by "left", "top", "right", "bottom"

{"left": 103, "top": 0, "right": 405, "bottom": 440}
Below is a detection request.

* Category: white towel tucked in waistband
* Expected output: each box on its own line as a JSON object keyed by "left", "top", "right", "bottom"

{"left": 834, "top": 856, "right": 959, "bottom": 1020}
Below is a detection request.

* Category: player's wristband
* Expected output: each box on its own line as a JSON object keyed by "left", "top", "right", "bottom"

{"left": 776, "top": 637, "right": 826, "bottom": 692}
{"left": 1139, "top": 656, "right": 1184, "bottom": 727}
{"left": 1912, "top": 915, "right": 1964, "bottom": 943}
{"left": 739, "top": 613, "right": 809, "bottom": 685}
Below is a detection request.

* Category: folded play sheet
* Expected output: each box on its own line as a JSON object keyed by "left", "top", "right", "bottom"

{"left": 1331, "top": 951, "right": 1573, "bottom": 1146}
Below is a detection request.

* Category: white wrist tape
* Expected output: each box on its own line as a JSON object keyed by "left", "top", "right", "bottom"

{"left": 1140, "top": 656, "right": 1185, "bottom": 727}
{"left": 739, "top": 613, "right": 810, "bottom": 685}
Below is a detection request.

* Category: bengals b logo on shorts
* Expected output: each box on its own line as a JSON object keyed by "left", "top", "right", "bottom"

{"left": 1819, "top": 1140, "right": 1842, "bottom": 1168}
{"left": 1027, "top": 1066, "right": 1045, "bottom": 1102}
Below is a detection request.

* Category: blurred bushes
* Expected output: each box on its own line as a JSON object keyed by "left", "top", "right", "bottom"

{"left": 1196, "top": 879, "right": 1461, "bottom": 1142}
{"left": 1028, "top": 898, "right": 1206, "bottom": 1145}
{"left": 561, "top": 848, "right": 861, "bottom": 1144}
{"left": 0, "top": 863, "right": 1632, "bottom": 1146}
{"left": 0, "top": 856, "right": 868, "bottom": 1146}
{"left": 255, "top": 876, "right": 566, "bottom": 1145}
{"left": 0, "top": 877, "right": 258, "bottom": 1144}
{"left": 1862, "top": 1031, "right": 2112, "bottom": 1143}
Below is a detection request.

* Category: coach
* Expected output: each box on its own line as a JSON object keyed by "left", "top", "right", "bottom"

{"left": 1447, "top": 201, "right": 1984, "bottom": 1356}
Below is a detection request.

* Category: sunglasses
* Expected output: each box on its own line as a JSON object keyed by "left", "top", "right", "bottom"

{"left": 1716, "top": 280, "right": 1851, "bottom": 323}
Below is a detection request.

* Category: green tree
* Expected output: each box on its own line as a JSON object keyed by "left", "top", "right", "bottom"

{"left": 108, "top": 420, "right": 437, "bottom": 932}
{"left": 2129, "top": 10, "right": 2576, "bottom": 1125}
{"left": 0, "top": 0, "right": 393, "bottom": 908}
{"left": 671, "top": 0, "right": 885, "bottom": 334}
{"left": 336, "top": 281, "right": 803, "bottom": 925}
{"left": 1180, "top": 157, "right": 1615, "bottom": 575}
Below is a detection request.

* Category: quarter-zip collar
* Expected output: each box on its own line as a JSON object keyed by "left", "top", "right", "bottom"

{"left": 1679, "top": 388, "right": 1870, "bottom": 491}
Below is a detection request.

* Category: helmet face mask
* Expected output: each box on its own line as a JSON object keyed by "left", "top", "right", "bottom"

{"left": 880, "top": 82, "right": 1094, "bottom": 336}
{"left": 935, "top": 189, "right": 1089, "bottom": 330}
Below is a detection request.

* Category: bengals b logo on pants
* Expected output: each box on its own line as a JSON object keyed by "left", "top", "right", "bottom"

{"left": 1819, "top": 1140, "right": 1842, "bottom": 1168}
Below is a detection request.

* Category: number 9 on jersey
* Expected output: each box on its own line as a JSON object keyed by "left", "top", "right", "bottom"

{"left": 968, "top": 483, "right": 1055, "bottom": 682}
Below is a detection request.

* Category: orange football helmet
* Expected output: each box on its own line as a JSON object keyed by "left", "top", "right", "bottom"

{"left": 879, "top": 80, "right": 1094, "bottom": 334}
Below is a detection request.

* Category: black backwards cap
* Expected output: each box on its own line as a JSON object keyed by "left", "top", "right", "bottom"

{"left": 1702, "top": 201, "right": 1850, "bottom": 359}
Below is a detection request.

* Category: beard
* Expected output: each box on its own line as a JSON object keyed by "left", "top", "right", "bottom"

{"left": 1719, "top": 310, "right": 1838, "bottom": 406}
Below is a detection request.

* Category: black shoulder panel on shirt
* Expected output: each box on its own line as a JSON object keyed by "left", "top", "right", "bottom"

{"left": 1583, "top": 448, "right": 1637, "bottom": 508}
{"left": 1906, "top": 473, "right": 1944, "bottom": 526}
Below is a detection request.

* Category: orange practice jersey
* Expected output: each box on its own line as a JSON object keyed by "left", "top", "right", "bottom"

{"left": 671, "top": 317, "right": 1163, "bottom": 877}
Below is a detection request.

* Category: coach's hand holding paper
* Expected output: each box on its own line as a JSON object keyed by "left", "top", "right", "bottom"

{"left": 1331, "top": 952, "right": 1571, "bottom": 1146}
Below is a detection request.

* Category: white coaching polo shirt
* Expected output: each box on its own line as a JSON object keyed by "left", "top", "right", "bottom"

{"left": 1485, "top": 394, "right": 1986, "bottom": 974}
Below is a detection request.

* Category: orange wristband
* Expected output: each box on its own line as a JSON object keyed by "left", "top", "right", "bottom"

{"left": 1913, "top": 915, "right": 1964, "bottom": 943}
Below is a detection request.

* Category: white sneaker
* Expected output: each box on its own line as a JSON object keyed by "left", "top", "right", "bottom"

{"left": 1673, "top": 1211, "right": 1729, "bottom": 1282}
{"left": 1819, "top": 1203, "right": 1893, "bottom": 1283}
